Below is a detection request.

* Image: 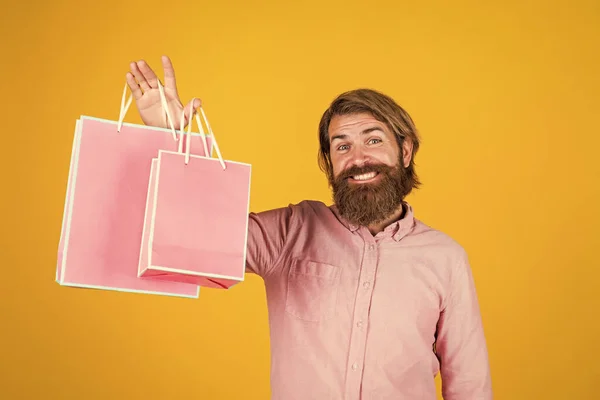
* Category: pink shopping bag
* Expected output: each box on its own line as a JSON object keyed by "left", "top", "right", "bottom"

{"left": 138, "top": 109, "right": 251, "bottom": 289}
{"left": 56, "top": 82, "right": 211, "bottom": 298}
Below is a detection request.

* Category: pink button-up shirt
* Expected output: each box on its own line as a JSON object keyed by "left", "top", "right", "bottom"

{"left": 245, "top": 200, "right": 492, "bottom": 399}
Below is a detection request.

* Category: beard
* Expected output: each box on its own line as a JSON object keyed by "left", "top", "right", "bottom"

{"left": 331, "top": 163, "right": 411, "bottom": 227}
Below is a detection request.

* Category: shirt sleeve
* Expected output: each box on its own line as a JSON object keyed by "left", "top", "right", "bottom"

{"left": 245, "top": 205, "right": 294, "bottom": 278}
{"left": 435, "top": 252, "right": 493, "bottom": 400}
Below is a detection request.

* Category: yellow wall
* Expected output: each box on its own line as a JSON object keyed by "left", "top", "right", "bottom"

{"left": 2, "top": 0, "right": 598, "bottom": 398}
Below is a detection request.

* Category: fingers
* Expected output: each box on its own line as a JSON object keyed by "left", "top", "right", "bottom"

{"left": 125, "top": 72, "right": 143, "bottom": 100}
{"left": 136, "top": 60, "right": 159, "bottom": 88}
{"left": 129, "top": 61, "right": 151, "bottom": 92}
{"left": 183, "top": 98, "right": 202, "bottom": 122}
{"left": 125, "top": 56, "right": 187, "bottom": 107}
{"left": 161, "top": 55, "right": 178, "bottom": 91}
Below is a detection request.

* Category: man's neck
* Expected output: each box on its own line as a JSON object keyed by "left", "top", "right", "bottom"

{"left": 367, "top": 203, "right": 406, "bottom": 236}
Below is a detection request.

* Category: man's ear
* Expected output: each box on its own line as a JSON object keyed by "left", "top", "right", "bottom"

{"left": 401, "top": 137, "right": 413, "bottom": 168}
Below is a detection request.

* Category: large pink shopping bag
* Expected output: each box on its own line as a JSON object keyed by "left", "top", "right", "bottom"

{"left": 138, "top": 109, "right": 251, "bottom": 289}
{"left": 56, "top": 82, "right": 212, "bottom": 298}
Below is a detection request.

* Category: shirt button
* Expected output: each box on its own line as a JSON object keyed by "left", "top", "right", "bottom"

{"left": 352, "top": 363, "right": 358, "bottom": 371}
{"left": 368, "top": 244, "right": 375, "bottom": 251}
{"left": 357, "top": 321, "right": 363, "bottom": 328}
{"left": 363, "top": 281, "right": 371, "bottom": 289}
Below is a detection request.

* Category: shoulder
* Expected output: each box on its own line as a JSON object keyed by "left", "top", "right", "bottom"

{"left": 250, "top": 199, "right": 333, "bottom": 220}
{"left": 405, "top": 216, "right": 476, "bottom": 304}
{"left": 248, "top": 200, "right": 338, "bottom": 240}
{"left": 406, "top": 216, "right": 470, "bottom": 269}
{"left": 414, "top": 219, "right": 465, "bottom": 249}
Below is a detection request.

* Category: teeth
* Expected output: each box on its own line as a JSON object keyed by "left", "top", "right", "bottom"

{"left": 352, "top": 172, "right": 377, "bottom": 181}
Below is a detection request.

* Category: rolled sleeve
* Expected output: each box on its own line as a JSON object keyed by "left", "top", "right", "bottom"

{"left": 245, "top": 205, "right": 294, "bottom": 278}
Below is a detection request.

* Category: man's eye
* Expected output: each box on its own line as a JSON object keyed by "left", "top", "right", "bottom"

{"left": 368, "top": 138, "right": 382, "bottom": 145}
{"left": 338, "top": 144, "right": 350, "bottom": 151}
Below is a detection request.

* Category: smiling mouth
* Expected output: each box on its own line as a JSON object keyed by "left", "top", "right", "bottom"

{"left": 349, "top": 171, "right": 379, "bottom": 182}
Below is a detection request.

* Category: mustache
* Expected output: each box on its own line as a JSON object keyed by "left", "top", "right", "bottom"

{"left": 337, "top": 164, "right": 393, "bottom": 180}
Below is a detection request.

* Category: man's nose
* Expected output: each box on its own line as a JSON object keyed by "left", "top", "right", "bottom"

{"left": 350, "top": 147, "right": 370, "bottom": 167}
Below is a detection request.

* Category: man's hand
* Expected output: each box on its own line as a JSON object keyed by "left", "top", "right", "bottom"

{"left": 126, "top": 55, "right": 201, "bottom": 129}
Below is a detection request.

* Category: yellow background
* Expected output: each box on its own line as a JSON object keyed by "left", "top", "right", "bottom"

{"left": 2, "top": 0, "right": 599, "bottom": 398}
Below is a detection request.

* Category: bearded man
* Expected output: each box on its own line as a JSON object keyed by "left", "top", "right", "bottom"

{"left": 126, "top": 56, "right": 493, "bottom": 400}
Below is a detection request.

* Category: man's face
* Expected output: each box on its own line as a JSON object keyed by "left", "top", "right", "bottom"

{"left": 328, "top": 112, "right": 412, "bottom": 227}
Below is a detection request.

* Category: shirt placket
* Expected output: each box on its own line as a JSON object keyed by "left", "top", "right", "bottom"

{"left": 344, "top": 233, "right": 379, "bottom": 400}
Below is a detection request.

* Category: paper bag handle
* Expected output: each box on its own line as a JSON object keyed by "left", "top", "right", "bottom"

{"left": 117, "top": 78, "right": 226, "bottom": 170}
{"left": 175, "top": 100, "right": 226, "bottom": 170}
{"left": 117, "top": 84, "right": 133, "bottom": 132}
{"left": 177, "top": 101, "right": 195, "bottom": 165}
{"left": 195, "top": 108, "right": 226, "bottom": 170}
{"left": 117, "top": 81, "right": 179, "bottom": 143}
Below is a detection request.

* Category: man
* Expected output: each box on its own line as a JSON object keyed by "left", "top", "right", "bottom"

{"left": 126, "top": 56, "right": 493, "bottom": 399}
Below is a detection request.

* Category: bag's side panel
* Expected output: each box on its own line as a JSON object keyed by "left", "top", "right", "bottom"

{"left": 57, "top": 119, "right": 82, "bottom": 283}
{"left": 57, "top": 119, "right": 85, "bottom": 284}
{"left": 137, "top": 158, "right": 159, "bottom": 278}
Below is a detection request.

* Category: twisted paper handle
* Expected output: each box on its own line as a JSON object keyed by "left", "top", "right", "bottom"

{"left": 116, "top": 80, "right": 178, "bottom": 142}
{"left": 116, "top": 80, "right": 226, "bottom": 169}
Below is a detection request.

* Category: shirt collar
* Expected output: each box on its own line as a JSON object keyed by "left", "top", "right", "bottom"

{"left": 330, "top": 202, "right": 415, "bottom": 241}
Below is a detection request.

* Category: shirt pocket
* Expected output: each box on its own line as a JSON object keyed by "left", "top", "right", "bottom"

{"left": 284, "top": 259, "right": 341, "bottom": 322}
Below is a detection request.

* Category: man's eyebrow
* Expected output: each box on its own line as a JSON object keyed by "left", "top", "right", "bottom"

{"left": 330, "top": 133, "right": 348, "bottom": 142}
{"left": 361, "top": 126, "right": 385, "bottom": 135}
{"left": 330, "top": 126, "right": 385, "bottom": 142}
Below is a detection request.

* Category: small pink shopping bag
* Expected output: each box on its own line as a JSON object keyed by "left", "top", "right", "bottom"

{"left": 57, "top": 82, "right": 211, "bottom": 298}
{"left": 138, "top": 109, "right": 251, "bottom": 289}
